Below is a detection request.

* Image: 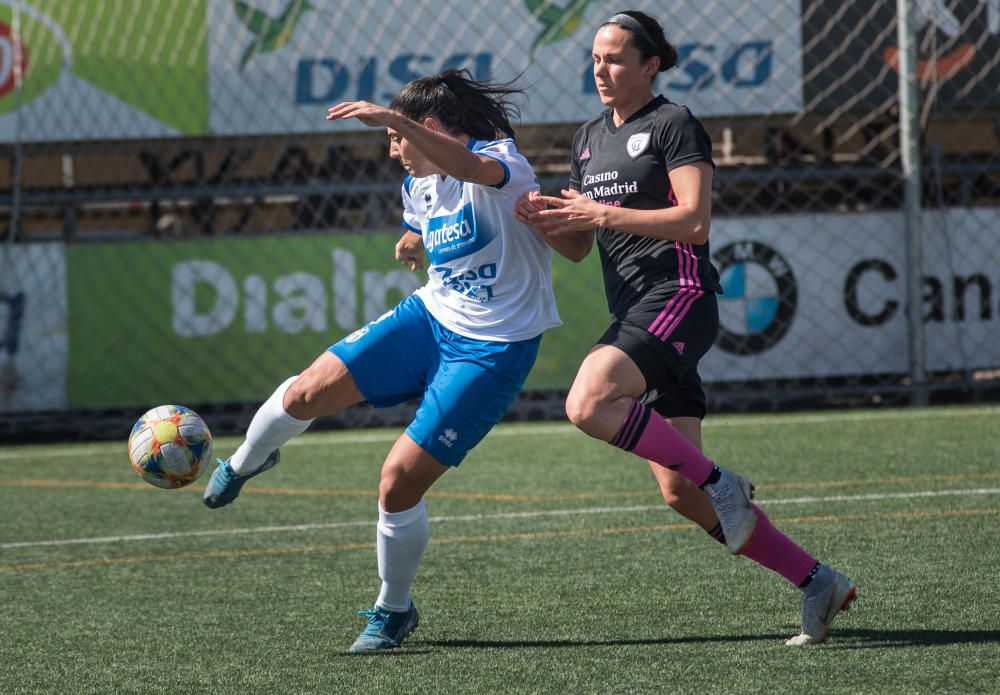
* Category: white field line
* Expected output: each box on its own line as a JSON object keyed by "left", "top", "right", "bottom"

{"left": 2, "top": 486, "right": 998, "bottom": 550}
{"left": 2, "top": 405, "right": 999, "bottom": 462}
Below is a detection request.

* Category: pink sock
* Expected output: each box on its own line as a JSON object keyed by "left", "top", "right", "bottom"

{"left": 610, "top": 400, "right": 715, "bottom": 486}
{"left": 740, "top": 504, "right": 818, "bottom": 586}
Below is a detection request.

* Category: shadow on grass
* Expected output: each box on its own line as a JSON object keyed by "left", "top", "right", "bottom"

{"left": 825, "top": 628, "right": 1000, "bottom": 649}
{"left": 421, "top": 634, "right": 788, "bottom": 649}
{"left": 424, "top": 629, "right": 1000, "bottom": 651}
{"left": 330, "top": 629, "right": 1000, "bottom": 655}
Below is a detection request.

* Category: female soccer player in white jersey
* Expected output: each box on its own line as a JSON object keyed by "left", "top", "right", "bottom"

{"left": 516, "top": 10, "right": 856, "bottom": 646}
{"left": 203, "top": 69, "right": 567, "bottom": 652}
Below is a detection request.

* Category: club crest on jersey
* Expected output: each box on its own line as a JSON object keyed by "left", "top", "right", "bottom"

{"left": 626, "top": 133, "right": 651, "bottom": 158}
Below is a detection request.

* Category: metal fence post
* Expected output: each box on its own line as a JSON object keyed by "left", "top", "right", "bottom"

{"left": 896, "top": 0, "right": 927, "bottom": 405}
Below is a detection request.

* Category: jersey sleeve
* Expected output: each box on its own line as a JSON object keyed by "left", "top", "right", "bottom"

{"left": 658, "top": 108, "right": 714, "bottom": 172}
{"left": 400, "top": 175, "right": 422, "bottom": 234}
{"left": 472, "top": 140, "right": 539, "bottom": 199}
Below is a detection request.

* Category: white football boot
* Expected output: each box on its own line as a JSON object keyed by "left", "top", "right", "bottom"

{"left": 785, "top": 566, "right": 857, "bottom": 646}
{"left": 701, "top": 467, "right": 758, "bottom": 554}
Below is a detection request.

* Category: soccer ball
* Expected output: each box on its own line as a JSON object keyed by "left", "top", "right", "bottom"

{"left": 128, "top": 405, "right": 214, "bottom": 489}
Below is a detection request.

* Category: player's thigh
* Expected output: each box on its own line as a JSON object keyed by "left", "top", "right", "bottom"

{"left": 285, "top": 351, "right": 364, "bottom": 419}
{"left": 406, "top": 340, "right": 538, "bottom": 468}
{"left": 646, "top": 368, "right": 708, "bottom": 421}
{"left": 607, "top": 294, "right": 718, "bottom": 404}
{"left": 629, "top": 292, "right": 719, "bottom": 378}
{"left": 327, "top": 295, "right": 438, "bottom": 408}
{"left": 568, "top": 342, "right": 648, "bottom": 409}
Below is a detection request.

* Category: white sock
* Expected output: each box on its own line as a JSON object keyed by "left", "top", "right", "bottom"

{"left": 229, "top": 377, "right": 313, "bottom": 474}
{"left": 375, "top": 499, "right": 430, "bottom": 612}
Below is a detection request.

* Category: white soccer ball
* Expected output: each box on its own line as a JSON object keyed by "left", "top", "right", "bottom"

{"left": 128, "top": 405, "right": 214, "bottom": 489}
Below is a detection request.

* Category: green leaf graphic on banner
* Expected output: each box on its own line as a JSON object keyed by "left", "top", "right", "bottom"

{"left": 233, "top": 0, "right": 314, "bottom": 71}
{"left": 523, "top": 0, "right": 592, "bottom": 56}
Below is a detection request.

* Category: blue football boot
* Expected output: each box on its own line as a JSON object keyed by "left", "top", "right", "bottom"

{"left": 202, "top": 449, "right": 280, "bottom": 509}
{"left": 348, "top": 602, "right": 420, "bottom": 653}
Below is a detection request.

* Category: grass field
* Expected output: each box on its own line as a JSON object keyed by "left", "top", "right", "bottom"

{"left": 2, "top": 405, "right": 1000, "bottom": 694}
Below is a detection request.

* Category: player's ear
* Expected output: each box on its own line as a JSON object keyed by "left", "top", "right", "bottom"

{"left": 644, "top": 56, "right": 660, "bottom": 81}
{"left": 422, "top": 116, "right": 443, "bottom": 132}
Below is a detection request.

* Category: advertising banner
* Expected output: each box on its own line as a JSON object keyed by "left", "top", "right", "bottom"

{"left": 69, "top": 233, "right": 422, "bottom": 408}
{"left": 0, "top": 243, "right": 67, "bottom": 413}
{"left": 0, "top": 1, "right": 208, "bottom": 142}
{"left": 66, "top": 206, "right": 1000, "bottom": 410}
{"left": 0, "top": 0, "right": 801, "bottom": 142}
{"left": 703, "top": 207, "right": 1000, "bottom": 380}
{"left": 62, "top": 205, "right": 1000, "bottom": 410}
{"left": 207, "top": 0, "right": 802, "bottom": 136}
{"left": 66, "top": 232, "right": 607, "bottom": 409}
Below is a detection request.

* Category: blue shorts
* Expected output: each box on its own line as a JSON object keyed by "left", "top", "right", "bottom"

{"left": 328, "top": 294, "right": 541, "bottom": 467}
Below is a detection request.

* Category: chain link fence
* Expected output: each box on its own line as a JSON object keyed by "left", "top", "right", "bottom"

{"left": 1, "top": 0, "right": 999, "bottom": 439}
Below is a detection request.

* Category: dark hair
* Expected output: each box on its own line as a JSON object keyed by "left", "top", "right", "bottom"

{"left": 601, "top": 10, "right": 678, "bottom": 72}
{"left": 388, "top": 68, "right": 524, "bottom": 141}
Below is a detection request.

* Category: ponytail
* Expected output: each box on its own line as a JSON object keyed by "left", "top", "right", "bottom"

{"left": 389, "top": 69, "right": 524, "bottom": 141}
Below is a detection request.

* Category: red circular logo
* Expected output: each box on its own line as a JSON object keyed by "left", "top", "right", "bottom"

{"left": 0, "top": 21, "right": 30, "bottom": 98}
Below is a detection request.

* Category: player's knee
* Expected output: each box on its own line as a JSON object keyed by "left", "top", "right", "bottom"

{"left": 378, "top": 476, "right": 398, "bottom": 508}
{"left": 564, "top": 388, "right": 593, "bottom": 429}
{"left": 564, "top": 387, "right": 608, "bottom": 436}
{"left": 284, "top": 374, "right": 324, "bottom": 419}
{"left": 379, "top": 474, "right": 420, "bottom": 512}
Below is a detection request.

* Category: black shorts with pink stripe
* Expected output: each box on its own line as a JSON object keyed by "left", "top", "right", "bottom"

{"left": 597, "top": 292, "right": 719, "bottom": 419}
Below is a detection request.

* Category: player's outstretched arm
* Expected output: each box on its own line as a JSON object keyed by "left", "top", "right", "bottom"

{"left": 327, "top": 101, "right": 505, "bottom": 187}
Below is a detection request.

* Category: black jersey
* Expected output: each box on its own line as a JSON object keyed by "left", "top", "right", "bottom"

{"left": 570, "top": 95, "right": 722, "bottom": 322}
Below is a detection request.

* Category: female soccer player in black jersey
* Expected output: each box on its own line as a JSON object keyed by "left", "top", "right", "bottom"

{"left": 517, "top": 10, "right": 856, "bottom": 645}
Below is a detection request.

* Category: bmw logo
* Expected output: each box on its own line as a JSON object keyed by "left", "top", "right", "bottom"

{"left": 713, "top": 241, "right": 797, "bottom": 355}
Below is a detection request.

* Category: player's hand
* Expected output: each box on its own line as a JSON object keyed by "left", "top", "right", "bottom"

{"left": 395, "top": 231, "right": 425, "bottom": 271}
{"left": 514, "top": 191, "right": 546, "bottom": 225}
{"left": 524, "top": 189, "right": 603, "bottom": 235}
{"left": 516, "top": 190, "right": 573, "bottom": 236}
{"left": 326, "top": 101, "right": 400, "bottom": 128}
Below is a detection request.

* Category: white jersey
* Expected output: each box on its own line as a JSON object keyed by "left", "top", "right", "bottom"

{"left": 401, "top": 138, "right": 561, "bottom": 342}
